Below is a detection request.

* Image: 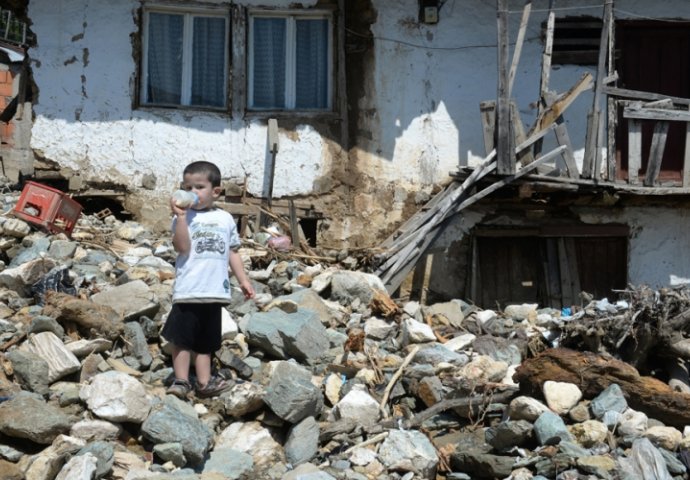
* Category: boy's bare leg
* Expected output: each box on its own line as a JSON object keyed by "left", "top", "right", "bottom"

{"left": 171, "top": 346, "right": 192, "bottom": 381}
{"left": 195, "top": 353, "right": 212, "bottom": 387}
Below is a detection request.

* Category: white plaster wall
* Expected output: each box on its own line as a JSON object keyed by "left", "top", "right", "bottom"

{"left": 28, "top": 0, "right": 329, "bottom": 197}
{"left": 576, "top": 206, "right": 690, "bottom": 289}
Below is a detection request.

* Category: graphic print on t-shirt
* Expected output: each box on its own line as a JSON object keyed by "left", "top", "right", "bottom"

{"left": 190, "top": 222, "right": 227, "bottom": 258}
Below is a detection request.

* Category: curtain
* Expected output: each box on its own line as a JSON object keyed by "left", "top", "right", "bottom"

{"left": 192, "top": 16, "right": 226, "bottom": 107}
{"left": 252, "top": 18, "right": 286, "bottom": 109}
{"left": 147, "top": 13, "right": 183, "bottom": 104}
{"left": 295, "top": 19, "right": 328, "bottom": 109}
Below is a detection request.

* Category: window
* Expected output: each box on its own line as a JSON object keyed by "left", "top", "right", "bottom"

{"left": 141, "top": 7, "right": 229, "bottom": 109}
{"left": 248, "top": 12, "right": 332, "bottom": 111}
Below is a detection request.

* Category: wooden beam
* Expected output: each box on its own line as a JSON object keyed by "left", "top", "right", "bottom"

{"left": 643, "top": 121, "right": 670, "bottom": 187}
{"left": 627, "top": 119, "right": 641, "bottom": 185}
{"left": 582, "top": 0, "right": 613, "bottom": 179}
{"left": 496, "top": 0, "right": 513, "bottom": 175}
{"left": 623, "top": 107, "right": 690, "bottom": 122}
{"left": 508, "top": 1, "right": 532, "bottom": 98}
{"left": 535, "top": 73, "right": 593, "bottom": 132}
{"left": 604, "top": 86, "right": 690, "bottom": 106}
{"left": 480, "top": 100, "right": 496, "bottom": 156}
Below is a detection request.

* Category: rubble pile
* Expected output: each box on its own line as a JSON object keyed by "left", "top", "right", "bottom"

{"left": 0, "top": 192, "right": 689, "bottom": 479}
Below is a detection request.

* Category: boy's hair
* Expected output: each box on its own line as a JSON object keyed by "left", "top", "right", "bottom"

{"left": 183, "top": 161, "right": 222, "bottom": 187}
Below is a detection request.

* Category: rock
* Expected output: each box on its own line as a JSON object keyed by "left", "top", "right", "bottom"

{"left": 6, "top": 348, "right": 50, "bottom": 395}
{"left": 442, "top": 333, "right": 476, "bottom": 352}
{"left": 241, "top": 308, "right": 330, "bottom": 364}
{"left": 202, "top": 447, "right": 254, "bottom": 478}
{"left": 334, "top": 384, "right": 380, "bottom": 428}
{"left": 618, "top": 408, "right": 649, "bottom": 437}
{"left": 327, "top": 270, "right": 387, "bottom": 305}
{"left": 23, "top": 331, "right": 81, "bottom": 383}
{"left": 64, "top": 338, "right": 112, "bottom": 357}
{"left": 0, "top": 392, "right": 73, "bottom": 444}
{"left": 590, "top": 383, "right": 628, "bottom": 419}
{"left": 285, "top": 416, "right": 319, "bottom": 465}
{"left": 503, "top": 303, "right": 538, "bottom": 321}
{"left": 23, "top": 434, "right": 85, "bottom": 479}
{"left": 413, "top": 344, "right": 469, "bottom": 366}
{"left": 0, "top": 256, "right": 57, "bottom": 295}
{"left": 324, "top": 373, "right": 343, "bottom": 406}
{"left": 569, "top": 419, "right": 608, "bottom": 447}
{"left": 508, "top": 396, "right": 550, "bottom": 422}
{"left": 90, "top": 280, "right": 160, "bottom": 321}
{"left": 42, "top": 292, "right": 124, "bottom": 340}
{"left": 282, "top": 462, "right": 337, "bottom": 480}
{"left": 222, "top": 381, "right": 265, "bottom": 417}
{"left": 263, "top": 361, "right": 323, "bottom": 423}
{"left": 485, "top": 420, "right": 533, "bottom": 451}
{"left": 0, "top": 459, "right": 23, "bottom": 479}
{"left": 542, "top": 381, "right": 582, "bottom": 415}
{"left": 123, "top": 321, "right": 153, "bottom": 369}
{"left": 423, "top": 300, "right": 466, "bottom": 328}
{"left": 450, "top": 450, "right": 515, "bottom": 480}
{"left": 77, "top": 440, "right": 114, "bottom": 479}
{"left": 533, "top": 411, "right": 573, "bottom": 445}
{"left": 70, "top": 419, "right": 122, "bottom": 442}
{"left": 473, "top": 335, "right": 523, "bottom": 365}
{"left": 364, "top": 317, "right": 395, "bottom": 340}
{"left": 618, "top": 437, "right": 673, "bottom": 480}
{"left": 644, "top": 425, "right": 682, "bottom": 450}
{"left": 80, "top": 371, "right": 151, "bottom": 423}
{"left": 455, "top": 355, "right": 508, "bottom": 384}
{"left": 55, "top": 451, "right": 99, "bottom": 480}
{"left": 153, "top": 442, "right": 186, "bottom": 467}
{"left": 378, "top": 429, "right": 439, "bottom": 479}
{"left": 215, "top": 421, "right": 285, "bottom": 468}
{"left": 28, "top": 315, "right": 65, "bottom": 338}
{"left": 141, "top": 401, "right": 213, "bottom": 466}
{"left": 576, "top": 455, "right": 616, "bottom": 479}
{"left": 402, "top": 318, "right": 436, "bottom": 344}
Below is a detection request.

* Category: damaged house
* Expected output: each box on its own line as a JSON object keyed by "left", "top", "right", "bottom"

{"left": 1, "top": 0, "right": 690, "bottom": 309}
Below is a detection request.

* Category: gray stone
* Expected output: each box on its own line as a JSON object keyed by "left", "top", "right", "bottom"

{"left": 0, "top": 444, "right": 23, "bottom": 462}
{"left": 0, "top": 256, "right": 58, "bottom": 295}
{"left": 141, "top": 401, "right": 213, "bottom": 465}
{"left": 24, "top": 331, "right": 81, "bottom": 383}
{"left": 413, "top": 344, "right": 469, "bottom": 366}
{"left": 202, "top": 447, "right": 254, "bottom": 478}
{"left": 423, "top": 300, "right": 465, "bottom": 328}
{"left": 242, "top": 308, "right": 330, "bottom": 365}
{"left": 485, "top": 420, "right": 533, "bottom": 451}
{"left": 472, "top": 335, "right": 523, "bottom": 365}
{"left": 48, "top": 240, "right": 78, "bottom": 260}
{"left": 123, "top": 321, "right": 152, "bottom": 369}
{"left": 0, "top": 391, "right": 73, "bottom": 444}
{"left": 450, "top": 451, "right": 515, "bottom": 480}
{"left": 326, "top": 270, "right": 386, "bottom": 304}
{"left": 7, "top": 348, "right": 50, "bottom": 395}
{"left": 264, "top": 361, "right": 323, "bottom": 423}
{"left": 533, "top": 411, "right": 573, "bottom": 445}
{"left": 77, "top": 440, "right": 114, "bottom": 479}
{"left": 378, "top": 429, "right": 439, "bottom": 479}
{"left": 282, "top": 288, "right": 339, "bottom": 323}
{"left": 282, "top": 462, "right": 337, "bottom": 480}
{"left": 80, "top": 371, "right": 151, "bottom": 423}
{"left": 28, "top": 315, "right": 65, "bottom": 338}
{"left": 591, "top": 383, "right": 628, "bottom": 419}
{"left": 9, "top": 236, "right": 50, "bottom": 267}
{"left": 91, "top": 280, "right": 160, "bottom": 321}
{"left": 285, "top": 416, "right": 320, "bottom": 466}
{"left": 558, "top": 440, "right": 591, "bottom": 458}
{"left": 55, "top": 452, "right": 98, "bottom": 480}
{"left": 222, "top": 381, "right": 265, "bottom": 417}
{"left": 153, "top": 442, "right": 186, "bottom": 467}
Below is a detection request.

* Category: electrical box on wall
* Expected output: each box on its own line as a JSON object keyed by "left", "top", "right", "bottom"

{"left": 419, "top": 0, "right": 439, "bottom": 24}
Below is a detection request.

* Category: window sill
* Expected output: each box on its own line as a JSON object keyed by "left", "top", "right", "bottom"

{"left": 243, "top": 110, "right": 342, "bottom": 121}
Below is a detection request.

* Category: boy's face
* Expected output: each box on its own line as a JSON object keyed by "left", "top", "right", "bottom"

{"left": 182, "top": 172, "right": 221, "bottom": 210}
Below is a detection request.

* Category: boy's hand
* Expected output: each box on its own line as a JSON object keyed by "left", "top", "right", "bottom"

{"left": 170, "top": 197, "right": 188, "bottom": 217}
{"left": 240, "top": 279, "right": 255, "bottom": 299}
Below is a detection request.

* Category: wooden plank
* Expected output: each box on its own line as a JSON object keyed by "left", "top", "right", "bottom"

{"left": 684, "top": 105, "right": 690, "bottom": 187}
{"left": 607, "top": 97, "right": 617, "bottom": 181}
{"left": 512, "top": 101, "right": 534, "bottom": 166}
{"left": 644, "top": 121, "right": 670, "bottom": 187}
{"left": 623, "top": 107, "right": 690, "bottom": 122}
{"left": 582, "top": 0, "right": 613, "bottom": 179}
{"left": 564, "top": 238, "right": 581, "bottom": 302}
{"left": 554, "top": 120, "right": 579, "bottom": 178}
{"left": 534, "top": 0, "right": 555, "bottom": 159}
{"left": 496, "top": 0, "right": 513, "bottom": 175}
{"left": 557, "top": 238, "right": 573, "bottom": 307}
{"left": 535, "top": 73, "right": 593, "bottom": 132}
{"left": 603, "top": 86, "right": 690, "bottom": 106}
{"left": 508, "top": 1, "right": 531, "bottom": 98}
{"left": 628, "top": 119, "right": 642, "bottom": 185}
{"left": 289, "top": 199, "right": 300, "bottom": 248}
{"left": 480, "top": 101, "right": 496, "bottom": 156}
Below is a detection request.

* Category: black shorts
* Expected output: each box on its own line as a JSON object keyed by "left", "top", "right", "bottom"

{"left": 161, "top": 303, "right": 223, "bottom": 354}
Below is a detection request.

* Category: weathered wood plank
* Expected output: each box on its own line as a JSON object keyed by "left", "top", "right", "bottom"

{"left": 582, "top": 0, "right": 613, "bottom": 178}
{"left": 644, "top": 121, "right": 670, "bottom": 187}
{"left": 554, "top": 120, "right": 579, "bottom": 178}
{"left": 535, "top": 73, "right": 593, "bottom": 132}
{"left": 496, "top": 0, "right": 513, "bottom": 175}
{"left": 512, "top": 101, "right": 534, "bottom": 166}
{"left": 604, "top": 86, "right": 690, "bottom": 106}
{"left": 480, "top": 101, "right": 496, "bottom": 156}
{"left": 231, "top": 4, "right": 247, "bottom": 117}
{"left": 627, "top": 119, "right": 641, "bottom": 185}
{"left": 508, "top": 0, "right": 531, "bottom": 98}
{"left": 623, "top": 107, "right": 690, "bottom": 122}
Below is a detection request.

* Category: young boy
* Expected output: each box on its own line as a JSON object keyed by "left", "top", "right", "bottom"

{"left": 162, "top": 161, "right": 255, "bottom": 399}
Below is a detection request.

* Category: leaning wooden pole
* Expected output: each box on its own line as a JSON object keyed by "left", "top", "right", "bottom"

{"left": 496, "top": 0, "right": 514, "bottom": 175}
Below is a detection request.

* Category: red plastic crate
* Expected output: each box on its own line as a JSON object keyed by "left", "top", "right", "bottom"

{"left": 12, "top": 181, "right": 83, "bottom": 236}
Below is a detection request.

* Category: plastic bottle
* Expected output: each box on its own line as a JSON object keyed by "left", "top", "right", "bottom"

{"left": 172, "top": 190, "right": 199, "bottom": 208}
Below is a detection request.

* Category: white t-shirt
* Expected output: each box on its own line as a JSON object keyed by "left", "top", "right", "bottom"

{"left": 172, "top": 208, "right": 241, "bottom": 304}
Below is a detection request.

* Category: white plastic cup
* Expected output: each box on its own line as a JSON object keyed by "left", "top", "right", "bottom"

{"left": 172, "top": 190, "right": 199, "bottom": 208}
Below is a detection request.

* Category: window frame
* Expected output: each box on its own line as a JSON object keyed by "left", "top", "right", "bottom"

{"left": 140, "top": 4, "right": 230, "bottom": 111}
{"left": 247, "top": 9, "right": 334, "bottom": 113}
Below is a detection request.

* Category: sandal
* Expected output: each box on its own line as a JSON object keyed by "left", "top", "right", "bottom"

{"left": 195, "top": 375, "right": 233, "bottom": 398}
{"left": 166, "top": 378, "right": 192, "bottom": 399}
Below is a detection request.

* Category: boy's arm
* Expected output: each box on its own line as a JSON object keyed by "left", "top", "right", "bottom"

{"left": 229, "top": 249, "right": 255, "bottom": 299}
{"left": 171, "top": 199, "right": 191, "bottom": 254}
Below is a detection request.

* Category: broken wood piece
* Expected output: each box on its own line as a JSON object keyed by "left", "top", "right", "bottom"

{"left": 627, "top": 118, "right": 642, "bottom": 185}
{"left": 480, "top": 101, "right": 496, "bottom": 156}
{"left": 644, "top": 121, "right": 670, "bottom": 187}
{"left": 513, "top": 348, "right": 690, "bottom": 428}
{"left": 603, "top": 86, "right": 690, "bottom": 106}
{"left": 508, "top": 0, "right": 532, "bottom": 98}
{"left": 535, "top": 72, "right": 594, "bottom": 133}
{"left": 379, "top": 345, "right": 419, "bottom": 418}
{"left": 582, "top": 0, "right": 613, "bottom": 179}
{"left": 338, "top": 432, "right": 389, "bottom": 457}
